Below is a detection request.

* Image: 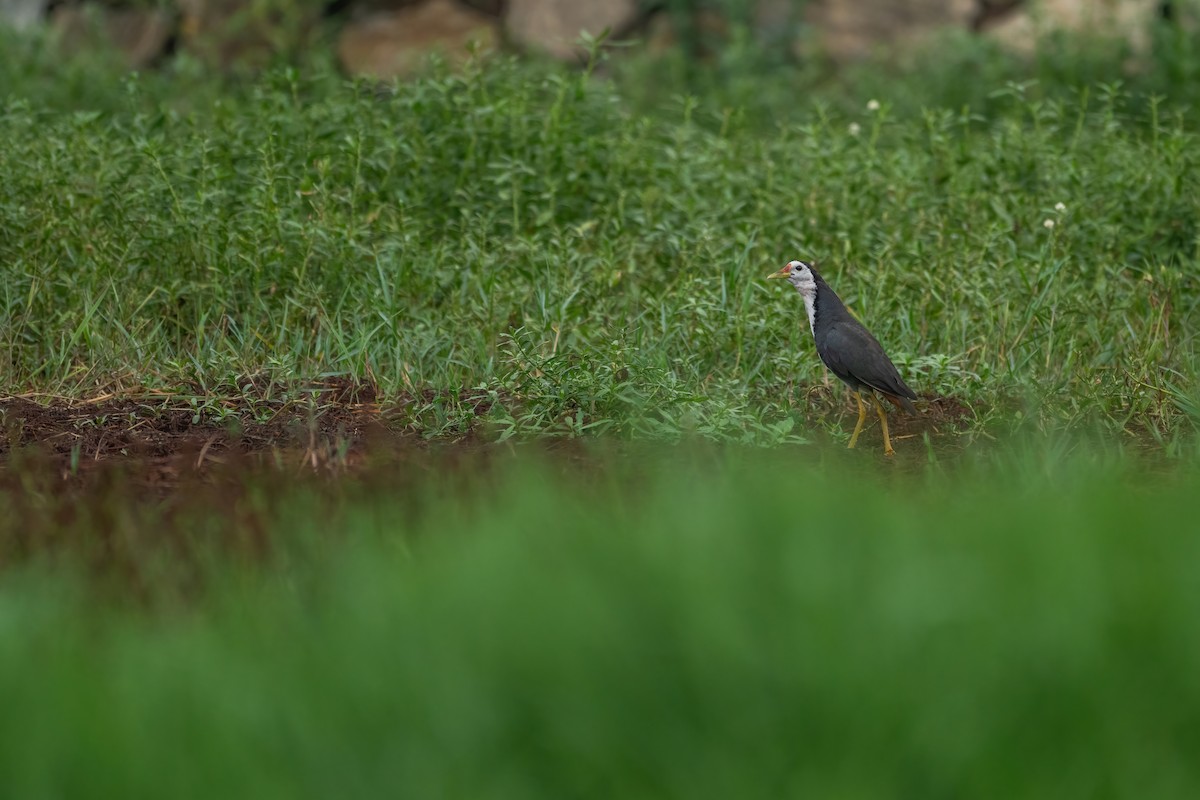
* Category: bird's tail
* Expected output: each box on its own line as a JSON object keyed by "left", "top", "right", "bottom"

{"left": 885, "top": 393, "right": 918, "bottom": 415}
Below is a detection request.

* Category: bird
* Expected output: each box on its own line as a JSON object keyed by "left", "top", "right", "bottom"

{"left": 768, "top": 259, "right": 918, "bottom": 456}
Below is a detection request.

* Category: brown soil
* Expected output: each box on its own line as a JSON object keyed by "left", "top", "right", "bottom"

{"left": 1, "top": 377, "right": 392, "bottom": 478}
{"left": 794, "top": 385, "right": 976, "bottom": 441}
{"left": 1, "top": 379, "right": 976, "bottom": 492}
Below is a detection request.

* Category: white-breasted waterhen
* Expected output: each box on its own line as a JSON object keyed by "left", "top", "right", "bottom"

{"left": 768, "top": 259, "right": 918, "bottom": 456}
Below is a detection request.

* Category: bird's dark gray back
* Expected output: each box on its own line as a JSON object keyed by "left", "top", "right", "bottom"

{"left": 809, "top": 267, "right": 910, "bottom": 396}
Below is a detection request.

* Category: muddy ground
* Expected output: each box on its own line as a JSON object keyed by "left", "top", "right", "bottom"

{"left": 0, "top": 379, "right": 974, "bottom": 492}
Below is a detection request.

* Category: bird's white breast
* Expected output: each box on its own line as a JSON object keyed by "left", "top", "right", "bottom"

{"left": 801, "top": 290, "right": 817, "bottom": 336}
{"left": 786, "top": 267, "right": 819, "bottom": 337}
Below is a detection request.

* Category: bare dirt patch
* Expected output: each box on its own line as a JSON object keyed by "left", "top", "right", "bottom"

{"left": 791, "top": 385, "right": 977, "bottom": 445}
{"left": 1, "top": 377, "right": 399, "bottom": 485}
{"left": 1, "top": 378, "right": 977, "bottom": 491}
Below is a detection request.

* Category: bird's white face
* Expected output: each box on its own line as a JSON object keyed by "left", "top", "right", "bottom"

{"left": 768, "top": 260, "right": 817, "bottom": 300}
{"left": 767, "top": 259, "right": 819, "bottom": 335}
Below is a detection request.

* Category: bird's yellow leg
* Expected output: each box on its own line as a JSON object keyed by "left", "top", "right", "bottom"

{"left": 847, "top": 391, "right": 868, "bottom": 450}
{"left": 873, "top": 395, "right": 895, "bottom": 457}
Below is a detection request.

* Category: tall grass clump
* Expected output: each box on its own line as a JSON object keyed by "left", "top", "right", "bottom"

{"left": 1, "top": 36, "right": 1198, "bottom": 441}
{"left": 1, "top": 446, "right": 1199, "bottom": 797}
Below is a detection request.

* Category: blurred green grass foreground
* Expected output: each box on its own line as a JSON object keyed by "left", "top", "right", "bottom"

{"left": 2, "top": 443, "right": 1200, "bottom": 797}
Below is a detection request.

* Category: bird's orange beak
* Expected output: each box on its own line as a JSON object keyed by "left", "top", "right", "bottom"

{"left": 766, "top": 265, "right": 791, "bottom": 280}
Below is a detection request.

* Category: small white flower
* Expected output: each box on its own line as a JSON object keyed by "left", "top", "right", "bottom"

{"left": 866, "top": 99, "right": 880, "bottom": 112}
{"left": 1054, "top": 202, "right": 1066, "bottom": 212}
{"left": 848, "top": 122, "right": 861, "bottom": 136}
{"left": 1043, "top": 218, "right": 1056, "bottom": 229}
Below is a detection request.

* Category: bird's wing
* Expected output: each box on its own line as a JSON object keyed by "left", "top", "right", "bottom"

{"left": 819, "top": 321, "right": 918, "bottom": 403}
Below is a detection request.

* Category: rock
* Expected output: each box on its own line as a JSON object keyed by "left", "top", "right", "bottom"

{"left": 51, "top": 4, "right": 173, "bottom": 69}
{"left": 980, "top": 0, "right": 1165, "bottom": 55}
{"left": 0, "top": 0, "right": 49, "bottom": 31}
{"left": 803, "top": 0, "right": 977, "bottom": 62}
{"left": 505, "top": 0, "right": 642, "bottom": 60}
{"left": 178, "top": 0, "right": 321, "bottom": 70}
{"left": 337, "top": 0, "right": 497, "bottom": 79}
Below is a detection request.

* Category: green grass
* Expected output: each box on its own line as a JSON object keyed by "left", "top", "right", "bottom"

{"left": 1, "top": 31, "right": 1198, "bottom": 443}
{"left": 4, "top": 25, "right": 1200, "bottom": 795}
{"left": 2, "top": 445, "right": 1200, "bottom": 798}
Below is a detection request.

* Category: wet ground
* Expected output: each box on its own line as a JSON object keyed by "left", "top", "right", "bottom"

{"left": 0, "top": 379, "right": 975, "bottom": 490}
{"left": 2, "top": 378, "right": 384, "bottom": 474}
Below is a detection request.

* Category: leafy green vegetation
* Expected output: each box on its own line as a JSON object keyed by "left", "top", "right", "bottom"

{"left": 1, "top": 28, "right": 1197, "bottom": 443}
